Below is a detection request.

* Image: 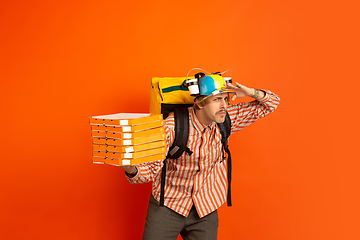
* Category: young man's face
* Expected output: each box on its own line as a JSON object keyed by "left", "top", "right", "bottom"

{"left": 201, "top": 93, "right": 229, "bottom": 124}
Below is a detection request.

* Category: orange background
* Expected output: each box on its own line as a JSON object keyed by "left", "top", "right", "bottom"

{"left": 1, "top": 0, "right": 359, "bottom": 239}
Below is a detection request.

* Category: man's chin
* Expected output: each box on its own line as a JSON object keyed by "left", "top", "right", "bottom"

{"left": 215, "top": 115, "right": 226, "bottom": 123}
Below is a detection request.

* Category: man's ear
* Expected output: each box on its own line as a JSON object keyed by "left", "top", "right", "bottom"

{"left": 195, "top": 99, "right": 204, "bottom": 109}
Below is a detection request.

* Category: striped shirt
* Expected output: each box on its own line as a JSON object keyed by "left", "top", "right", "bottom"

{"left": 127, "top": 90, "right": 280, "bottom": 218}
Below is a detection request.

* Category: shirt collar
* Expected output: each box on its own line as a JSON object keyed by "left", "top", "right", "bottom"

{"left": 189, "top": 108, "right": 216, "bottom": 133}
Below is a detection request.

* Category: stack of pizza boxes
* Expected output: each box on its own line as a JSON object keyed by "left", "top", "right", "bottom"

{"left": 90, "top": 113, "right": 166, "bottom": 166}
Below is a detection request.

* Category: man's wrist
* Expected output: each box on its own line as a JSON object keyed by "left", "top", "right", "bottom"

{"left": 250, "top": 89, "right": 260, "bottom": 98}
{"left": 127, "top": 167, "right": 138, "bottom": 177}
{"left": 250, "top": 89, "right": 265, "bottom": 99}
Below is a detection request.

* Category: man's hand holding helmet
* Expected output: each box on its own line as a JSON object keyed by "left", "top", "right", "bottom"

{"left": 222, "top": 82, "right": 265, "bottom": 101}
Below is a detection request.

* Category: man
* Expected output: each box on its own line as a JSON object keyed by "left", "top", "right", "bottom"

{"left": 121, "top": 75, "right": 280, "bottom": 240}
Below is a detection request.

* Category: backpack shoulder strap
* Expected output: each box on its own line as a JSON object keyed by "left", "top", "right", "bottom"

{"left": 217, "top": 112, "right": 231, "bottom": 145}
{"left": 217, "top": 112, "right": 233, "bottom": 206}
{"left": 167, "top": 107, "right": 193, "bottom": 159}
{"left": 160, "top": 107, "right": 193, "bottom": 206}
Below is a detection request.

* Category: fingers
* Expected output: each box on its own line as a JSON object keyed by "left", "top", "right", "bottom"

{"left": 234, "top": 82, "right": 244, "bottom": 88}
{"left": 232, "top": 82, "right": 245, "bottom": 89}
{"left": 223, "top": 82, "right": 244, "bottom": 90}
{"left": 221, "top": 83, "right": 234, "bottom": 91}
{"left": 222, "top": 81, "right": 251, "bottom": 100}
{"left": 121, "top": 165, "right": 136, "bottom": 174}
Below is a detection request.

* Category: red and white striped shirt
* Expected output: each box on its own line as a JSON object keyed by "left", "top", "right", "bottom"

{"left": 127, "top": 90, "right": 280, "bottom": 218}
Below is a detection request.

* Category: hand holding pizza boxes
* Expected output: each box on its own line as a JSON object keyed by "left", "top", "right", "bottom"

{"left": 90, "top": 113, "right": 166, "bottom": 166}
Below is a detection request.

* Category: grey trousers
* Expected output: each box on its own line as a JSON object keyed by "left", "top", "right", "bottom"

{"left": 142, "top": 194, "right": 219, "bottom": 240}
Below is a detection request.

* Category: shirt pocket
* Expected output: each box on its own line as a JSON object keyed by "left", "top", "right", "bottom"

{"left": 212, "top": 131, "right": 224, "bottom": 162}
{"left": 165, "top": 159, "right": 178, "bottom": 171}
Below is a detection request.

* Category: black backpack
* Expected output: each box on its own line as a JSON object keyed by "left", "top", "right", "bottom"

{"left": 159, "top": 105, "right": 233, "bottom": 207}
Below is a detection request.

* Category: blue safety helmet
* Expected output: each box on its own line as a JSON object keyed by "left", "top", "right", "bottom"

{"left": 198, "top": 74, "right": 233, "bottom": 96}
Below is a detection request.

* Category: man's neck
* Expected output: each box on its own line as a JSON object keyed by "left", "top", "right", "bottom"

{"left": 194, "top": 109, "right": 212, "bottom": 126}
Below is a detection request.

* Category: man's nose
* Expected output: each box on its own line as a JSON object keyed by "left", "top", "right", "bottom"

{"left": 220, "top": 99, "right": 227, "bottom": 109}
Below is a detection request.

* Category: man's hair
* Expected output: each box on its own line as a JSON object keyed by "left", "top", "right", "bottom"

{"left": 193, "top": 95, "right": 210, "bottom": 110}
{"left": 193, "top": 93, "right": 230, "bottom": 110}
